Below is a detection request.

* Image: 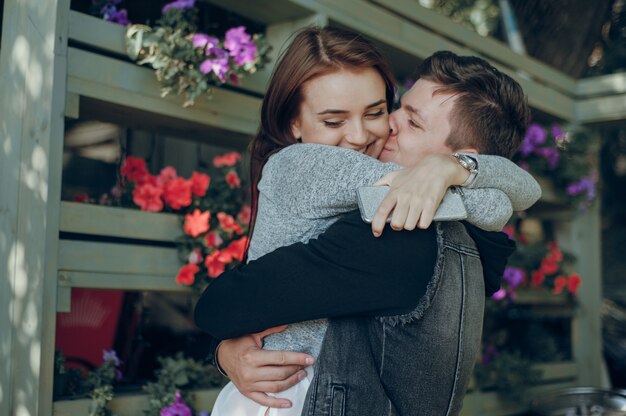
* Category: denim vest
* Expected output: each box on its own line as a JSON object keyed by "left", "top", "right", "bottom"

{"left": 301, "top": 222, "right": 485, "bottom": 416}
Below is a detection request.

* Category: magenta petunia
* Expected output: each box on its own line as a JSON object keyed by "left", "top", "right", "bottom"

{"left": 162, "top": 0, "right": 195, "bottom": 14}
{"left": 192, "top": 34, "right": 219, "bottom": 50}
{"left": 160, "top": 391, "right": 192, "bottom": 416}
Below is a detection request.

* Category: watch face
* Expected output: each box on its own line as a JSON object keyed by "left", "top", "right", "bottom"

{"left": 459, "top": 154, "right": 477, "bottom": 170}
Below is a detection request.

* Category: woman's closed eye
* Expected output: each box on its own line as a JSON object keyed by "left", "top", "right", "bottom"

{"left": 323, "top": 119, "right": 344, "bottom": 128}
{"left": 365, "top": 110, "right": 386, "bottom": 119}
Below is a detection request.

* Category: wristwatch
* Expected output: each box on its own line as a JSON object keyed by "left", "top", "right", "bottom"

{"left": 452, "top": 153, "right": 478, "bottom": 187}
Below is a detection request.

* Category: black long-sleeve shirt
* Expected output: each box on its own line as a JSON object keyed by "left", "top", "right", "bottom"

{"left": 194, "top": 211, "right": 439, "bottom": 340}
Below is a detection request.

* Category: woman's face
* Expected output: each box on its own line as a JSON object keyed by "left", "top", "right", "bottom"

{"left": 291, "top": 67, "right": 390, "bottom": 153}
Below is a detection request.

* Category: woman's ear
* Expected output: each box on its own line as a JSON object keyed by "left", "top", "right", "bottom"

{"left": 456, "top": 147, "right": 479, "bottom": 154}
{"left": 291, "top": 119, "right": 302, "bottom": 140}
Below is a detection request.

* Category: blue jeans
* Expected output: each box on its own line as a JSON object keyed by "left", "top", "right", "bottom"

{"left": 301, "top": 222, "right": 485, "bottom": 416}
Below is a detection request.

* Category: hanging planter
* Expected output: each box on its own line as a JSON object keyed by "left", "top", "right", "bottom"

{"left": 123, "top": 0, "right": 271, "bottom": 107}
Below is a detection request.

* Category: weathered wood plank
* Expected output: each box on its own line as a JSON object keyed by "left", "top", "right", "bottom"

{"left": 371, "top": 0, "right": 576, "bottom": 94}
{"left": 53, "top": 388, "right": 221, "bottom": 416}
{"left": 68, "top": 10, "right": 126, "bottom": 56}
{"left": 67, "top": 47, "right": 261, "bottom": 135}
{"left": 58, "top": 272, "right": 185, "bottom": 292}
{"left": 60, "top": 202, "right": 180, "bottom": 242}
{"left": 575, "top": 93, "right": 626, "bottom": 124}
{"left": 576, "top": 72, "right": 626, "bottom": 97}
{"left": 58, "top": 240, "right": 180, "bottom": 276}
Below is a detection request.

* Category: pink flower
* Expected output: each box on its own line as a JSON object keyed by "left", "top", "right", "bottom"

{"left": 132, "top": 183, "right": 164, "bottom": 212}
{"left": 183, "top": 209, "right": 211, "bottom": 237}
{"left": 213, "top": 152, "right": 241, "bottom": 167}
{"left": 567, "top": 274, "right": 582, "bottom": 295}
{"left": 199, "top": 48, "right": 229, "bottom": 82}
{"left": 237, "top": 204, "right": 251, "bottom": 225}
{"left": 188, "top": 249, "right": 203, "bottom": 264}
{"left": 204, "top": 231, "right": 223, "bottom": 248}
{"left": 120, "top": 156, "right": 149, "bottom": 183}
{"left": 160, "top": 391, "right": 192, "bottom": 416}
{"left": 162, "top": 0, "right": 195, "bottom": 14}
{"left": 217, "top": 212, "right": 243, "bottom": 234}
{"left": 162, "top": 178, "right": 192, "bottom": 210}
{"left": 176, "top": 264, "right": 198, "bottom": 286}
{"left": 156, "top": 166, "right": 178, "bottom": 187}
{"left": 224, "top": 26, "right": 257, "bottom": 66}
{"left": 190, "top": 172, "right": 210, "bottom": 197}
{"left": 205, "top": 251, "right": 226, "bottom": 278}
{"left": 553, "top": 275, "right": 568, "bottom": 295}
{"left": 225, "top": 171, "right": 241, "bottom": 188}
{"left": 192, "top": 34, "right": 219, "bottom": 49}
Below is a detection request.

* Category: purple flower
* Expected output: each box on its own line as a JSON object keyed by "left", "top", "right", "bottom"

{"left": 491, "top": 288, "right": 507, "bottom": 301}
{"left": 192, "top": 34, "right": 219, "bottom": 50}
{"left": 198, "top": 412, "right": 209, "bottom": 416}
{"left": 162, "top": 0, "right": 195, "bottom": 14}
{"left": 199, "top": 48, "right": 229, "bottom": 82}
{"left": 567, "top": 177, "right": 596, "bottom": 202}
{"left": 115, "top": 369, "right": 123, "bottom": 381}
{"left": 503, "top": 267, "right": 525, "bottom": 289}
{"left": 160, "top": 391, "right": 192, "bottom": 416}
{"left": 100, "top": 4, "right": 130, "bottom": 25}
{"left": 481, "top": 344, "right": 498, "bottom": 365}
{"left": 103, "top": 349, "right": 121, "bottom": 367}
{"left": 519, "top": 123, "right": 547, "bottom": 156}
{"left": 224, "top": 26, "right": 257, "bottom": 66}
{"left": 534, "top": 146, "right": 560, "bottom": 169}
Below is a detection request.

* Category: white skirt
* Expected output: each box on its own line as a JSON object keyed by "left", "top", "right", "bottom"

{"left": 211, "top": 366, "right": 314, "bottom": 416}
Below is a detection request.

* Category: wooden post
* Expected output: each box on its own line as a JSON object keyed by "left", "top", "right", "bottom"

{"left": 0, "top": 0, "right": 70, "bottom": 414}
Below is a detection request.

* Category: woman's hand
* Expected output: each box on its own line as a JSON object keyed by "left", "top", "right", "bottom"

{"left": 371, "top": 153, "right": 469, "bottom": 236}
{"left": 216, "top": 326, "right": 315, "bottom": 408}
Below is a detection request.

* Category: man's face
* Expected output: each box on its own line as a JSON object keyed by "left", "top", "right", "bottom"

{"left": 379, "top": 79, "right": 457, "bottom": 167}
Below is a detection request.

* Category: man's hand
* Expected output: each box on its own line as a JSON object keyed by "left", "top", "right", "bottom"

{"left": 365, "top": 136, "right": 387, "bottom": 159}
{"left": 217, "top": 327, "right": 315, "bottom": 409}
{"left": 371, "top": 154, "right": 469, "bottom": 236}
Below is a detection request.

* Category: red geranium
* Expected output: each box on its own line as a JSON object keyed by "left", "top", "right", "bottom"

{"left": 217, "top": 212, "right": 243, "bottom": 234}
{"left": 120, "top": 156, "right": 149, "bottom": 183}
{"left": 224, "top": 236, "right": 249, "bottom": 262}
{"left": 157, "top": 166, "right": 178, "bottom": 187}
{"left": 530, "top": 270, "right": 545, "bottom": 287}
{"left": 190, "top": 172, "right": 211, "bottom": 197}
{"left": 163, "top": 177, "right": 192, "bottom": 210}
{"left": 553, "top": 275, "right": 568, "bottom": 294}
{"left": 213, "top": 152, "right": 241, "bottom": 167}
{"left": 183, "top": 209, "right": 211, "bottom": 237}
{"left": 567, "top": 273, "right": 582, "bottom": 294}
{"left": 205, "top": 231, "right": 223, "bottom": 248}
{"left": 176, "top": 263, "right": 199, "bottom": 286}
{"left": 188, "top": 249, "right": 203, "bottom": 265}
{"left": 540, "top": 257, "right": 559, "bottom": 275}
{"left": 225, "top": 171, "right": 241, "bottom": 189}
{"left": 237, "top": 204, "right": 251, "bottom": 225}
{"left": 205, "top": 251, "right": 227, "bottom": 278}
{"left": 132, "top": 183, "right": 164, "bottom": 212}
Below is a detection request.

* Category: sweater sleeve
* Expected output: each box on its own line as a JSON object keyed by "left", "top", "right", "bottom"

{"left": 193, "top": 211, "right": 438, "bottom": 340}
{"left": 467, "top": 154, "right": 542, "bottom": 211}
{"left": 259, "top": 144, "right": 400, "bottom": 219}
{"left": 462, "top": 188, "right": 513, "bottom": 231}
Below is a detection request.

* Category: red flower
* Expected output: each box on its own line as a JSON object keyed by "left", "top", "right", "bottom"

{"left": 567, "top": 273, "right": 582, "bottom": 295}
{"left": 237, "top": 204, "right": 251, "bottom": 225}
{"left": 213, "top": 152, "right": 241, "bottom": 168}
{"left": 224, "top": 236, "right": 249, "bottom": 262}
{"left": 225, "top": 171, "right": 241, "bottom": 189}
{"left": 120, "top": 156, "right": 149, "bottom": 183}
{"left": 156, "top": 166, "right": 178, "bottom": 187}
{"left": 540, "top": 257, "right": 559, "bottom": 276}
{"left": 183, "top": 209, "right": 211, "bottom": 237}
{"left": 190, "top": 172, "right": 211, "bottom": 197}
{"left": 72, "top": 193, "right": 89, "bottom": 203}
{"left": 217, "top": 212, "right": 243, "bottom": 234}
{"left": 132, "top": 183, "right": 164, "bottom": 212}
{"left": 553, "top": 275, "right": 568, "bottom": 294}
{"left": 502, "top": 225, "right": 515, "bottom": 240}
{"left": 205, "top": 251, "right": 226, "bottom": 278}
{"left": 205, "top": 231, "right": 223, "bottom": 248}
{"left": 163, "top": 177, "right": 192, "bottom": 210}
{"left": 530, "top": 270, "right": 545, "bottom": 287}
{"left": 176, "top": 263, "right": 199, "bottom": 286}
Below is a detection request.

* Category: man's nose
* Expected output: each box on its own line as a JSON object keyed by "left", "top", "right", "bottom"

{"left": 388, "top": 112, "right": 399, "bottom": 136}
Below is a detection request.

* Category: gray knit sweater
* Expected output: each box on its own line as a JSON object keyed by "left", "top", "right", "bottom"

{"left": 247, "top": 144, "right": 540, "bottom": 358}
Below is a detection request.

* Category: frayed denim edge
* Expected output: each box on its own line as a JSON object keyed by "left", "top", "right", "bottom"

{"left": 378, "top": 222, "right": 445, "bottom": 327}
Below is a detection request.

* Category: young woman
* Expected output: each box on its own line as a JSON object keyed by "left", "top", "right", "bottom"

{"left": 206, "top": 27, "right": 539, "bottom": 416}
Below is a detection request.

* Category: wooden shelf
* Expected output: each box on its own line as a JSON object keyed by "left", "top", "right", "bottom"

{"left": 53, "top": 388, "right": 221, "bottom": 416}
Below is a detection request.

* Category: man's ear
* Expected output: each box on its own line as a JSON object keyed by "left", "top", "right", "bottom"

{"left": 456, "top": 147, "right": 479, "bottom": 154}
{"left": 291, "top": 119, "right": 302, "bottom": 140}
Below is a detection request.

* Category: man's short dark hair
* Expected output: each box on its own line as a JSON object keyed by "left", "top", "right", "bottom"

{"left": 416, "top": 51, "right": 531, "bottom": 159}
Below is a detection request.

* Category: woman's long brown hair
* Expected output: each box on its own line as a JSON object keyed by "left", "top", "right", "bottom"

{"left": 245, "top": 26, "right": 396, "bottom": 259}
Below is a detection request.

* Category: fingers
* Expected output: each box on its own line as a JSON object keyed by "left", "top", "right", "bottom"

{"left": 252, "top": 325, "right": 288, "bottom": 347}
{"left": 389, "top": 193, "right": 410, "bottom": 231}
{"left": 372, "top": 195, "right": 396, "bottom": 237}
{"left": 253, "top": 369, "right": 308, "bottom": 394}
{"left": 260, "top": 350, "right": 315, "bottom": 367}
{"left": 374, "top": 170, "right": 399, "bottom": 187}
{"left": 245, "top": 391, "right": 293, "bottom": 409}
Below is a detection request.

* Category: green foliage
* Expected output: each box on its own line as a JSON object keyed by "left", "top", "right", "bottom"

{"left": 143, "top": 353, "right": 227, "bottom": 415}
{"left": 475, "top": 351, "right": 543, "bottom": 402}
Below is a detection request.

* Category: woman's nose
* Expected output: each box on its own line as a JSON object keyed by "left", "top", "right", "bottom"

{"left": 345, "top": 123, "right": 368, "bottom": 146}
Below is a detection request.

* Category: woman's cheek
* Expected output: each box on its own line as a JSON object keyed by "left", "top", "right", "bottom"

{"left": 372, "top": 117, "right": 391, "bottom": 140}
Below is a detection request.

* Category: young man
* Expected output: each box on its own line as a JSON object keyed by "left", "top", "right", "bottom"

{"left": 195, "top": 51, "right": 538, "bottom": 415}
